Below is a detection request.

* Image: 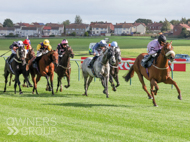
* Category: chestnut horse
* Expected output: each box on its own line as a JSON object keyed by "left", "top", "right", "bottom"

{"left": 54, "top": 46, "right": 74, "bottom": 92}
{"left": 123, "top": 41, "right": 181, "bottom": 106}
{"left": 29, "top": 50, "right": 58, "bottom": 95}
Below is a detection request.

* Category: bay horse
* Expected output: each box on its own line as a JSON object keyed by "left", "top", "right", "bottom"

{"left": 82, "top": 47, "right": 116, "bottom": 98}
{"left": 4, "top": 46, "right": 30, "bottom": 94}
{"left": 123, "top": 41, "right": 181, "bottom": 106}
{"left": 54, "top": 46, "right": 74, "bottom": 92}
{"left": 29, "top": 50, "right": 58, "bottom": 95}
{"left": 109, "top": 46, "right": 122, "bottom": 91}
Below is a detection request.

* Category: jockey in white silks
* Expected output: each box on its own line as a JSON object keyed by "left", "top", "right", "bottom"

{"left": 142, "top": 34, "right": 167, "bottom": 63}
{"left": 88, "top": 40, "right": 107, "bottom": 68}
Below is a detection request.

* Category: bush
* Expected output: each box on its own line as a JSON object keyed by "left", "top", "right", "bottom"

{"left": 70, "top": 32, "right": 76, "bottom": 36}
{"left": 84, "top": 32, "right": 89, "bottom": 36}
{"left": 49, "top": 35, "right": 55, "bottom": 37}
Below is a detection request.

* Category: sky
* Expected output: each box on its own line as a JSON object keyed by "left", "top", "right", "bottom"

{"left": 0, "top": 0, "right": 189, "bottom": 24}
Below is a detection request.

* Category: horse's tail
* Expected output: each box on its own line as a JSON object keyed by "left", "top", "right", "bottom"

{"left": 123, "top": 65, "right": 134, "bottom": 82}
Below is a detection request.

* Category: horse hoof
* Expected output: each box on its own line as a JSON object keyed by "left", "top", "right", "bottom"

{"left": 32, "top": 92, "right": 34, "bottom": 94}
{"left": 60, "top": 89, "right": 62, "bottom": 92}
{"left": 112, "top": 88, "right": 117, "bottom": 92}
{"left": 83, "top": 94, "right": 87, "bottom": 96}
{"left": 4, "top": 90, "right": 6, "bottom": 92}
{"left": 19, "top": 92, "right": 23, "bottom": 95}
{"left": 154, "top": 105, "right": 158, "bottom": 107}
{"left": 49, "top": 88, "right": 52, "bottom": 91}
{"left": 116, "top": 84, "right": 120, "bottom": 87}
{"left": 29, "top": 85, "right": 33, "bottom": 87}
{"left": 148, "top": 97, "right": 153, "bottom": 99}
{"left": 106, "top": 95, "right": 109, "bottom": 98}
{"left": 178, "top": 95, "right": 182, "bottom": 100}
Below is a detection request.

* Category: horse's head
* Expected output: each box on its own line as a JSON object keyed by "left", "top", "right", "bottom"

{"left": 50, "top": 50, "right": 59, "bottom": 66}
{"left": 66, "top": 46, "right": 74, "bottom": 58}
{"left": 26, "top": 49, "right": 35, "bottom": 61}
{"left": 106, "top": 47, "right": 116, "bottom": 65}
{"left": 114, "top": 47, "right": 121, "bottom": 62}
{"left": 162, "top": 41, "right": 175, "bottom": 62}
{"left": 16, "top": 46, "right": 26, "bottom": 61}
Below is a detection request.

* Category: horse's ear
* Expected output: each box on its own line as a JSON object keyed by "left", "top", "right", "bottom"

{"left": 170, "top": 41, "right": 172, "bottom": 45}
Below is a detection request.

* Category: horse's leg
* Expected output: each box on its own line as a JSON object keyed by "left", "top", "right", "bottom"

{"left": 60, "top": 79, "right": 63, "bottom": 92}
{"left": 64, "top": 74, "right": 70, "bottom": 88}
{"left": 14, "top": 74, "right": 22, "bottom": 94}
{"left": 113, "top": 73, "right": 120, "bottom": 88}
{"left": 137, "top": 72, "right": 152, "bottom": 99}
{"left": 83, "top": 73, "right": 89, "bottom": 96}
{"left": 45, "top": 75, "right": 51, "bottom": 91}
{"left": 150, "top": 78, "right": 158, "bottom": 106}
{"left": 164, "top": 77, "right": 182, "bottom": 100}
{"left": 50, "top": 74, "right": 54, "bottom": 95}
{"left": 87, "top": 76, "right": 93, "bottom": 90}
{"left": 35, "top": 75, "right": 41, "bottom": 95}
{"left": 4, "top": 71, "right": 9, "bottom": 92}
{"left": 109, "top": 74, "right": 116, "bottom": 91}
{"left": 56, "top": 76, "right": 60, "bottom": 93}
{"left": 9, "top": 73, "right": 12, "bottom": 86}
{"left": 105, "top": 76, "right": 109, "bottom": 98}
{"left": 31, "top": 73, "right": 37, "bottom": 94}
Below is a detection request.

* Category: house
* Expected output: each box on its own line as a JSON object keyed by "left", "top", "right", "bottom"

{"left": 114, "top": 22, "right": 146, "bottom": 35}
{"left": 91, "top": 24, "right": 109, "bottom": 35}
{"left": 21, "top": 27, "right": 38, "bottom": 37}
{"left": 43, "top": 26, "right": 51, "bottom": 36}
{"left": 45, "top": 23, "right": 64, "bottom": 36}
{"left": 90, "top": 21, "right": 114, "bottom": 34}
{"left": 66, "top": 23, "right": 90, "bottom": 36}
{"left": 14, "top": 26, "right": 22, "bottom": 35}
{"left": 0, "top": 27, "right": 15, "bottom": 36}
{"left": 147, "top": 22, "right": 173, "bottom": 33}
{"left": 0, "top": 23, "right": 3, "bottom": 27}
{"left": 173, "top": 23, "right": 190, "bottom": 36}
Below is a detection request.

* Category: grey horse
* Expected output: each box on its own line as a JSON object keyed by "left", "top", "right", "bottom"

{"left": 109, "top": 46, "right": 122, "bottom": 91}
{"left": 82, "top": 47, "right": 116, "bottom": 98}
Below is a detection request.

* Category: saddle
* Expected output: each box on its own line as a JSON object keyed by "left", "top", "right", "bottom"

{"left": 141, "top": 55, "right": 155, "bottom": 68}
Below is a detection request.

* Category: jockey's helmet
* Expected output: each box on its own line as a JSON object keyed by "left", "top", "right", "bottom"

{"left": 62, "top": 39, "right": 68, "bottom": 44}
{"left": 158, "top": 35, "right": 166, "bottom": 44}
{"left": 17, "top": 41, "right": 24, "bottom": 47}
{"left": 43, "top": 39, "right": 50, "bottom": 46}
{"left": 111, "top": 41, "right": 118, "bottom": 47}
{"left": 23, "top": 39, "right": 30, "bottom": 45}
{"left": 100, "top": 40, "right": 107, "bottom": 47}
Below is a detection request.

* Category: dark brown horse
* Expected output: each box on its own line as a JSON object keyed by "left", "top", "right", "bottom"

{"left": 29, "top": 50, "right": 58, "bottom": 95}
{"left": 54, "top": 46, "right": 74, "bottom": 92}
{"left": 109, "top": 46, "right": 121, "bottom": 91}
{"left": 123, "top": 41, "right": 181, "bottom": 106}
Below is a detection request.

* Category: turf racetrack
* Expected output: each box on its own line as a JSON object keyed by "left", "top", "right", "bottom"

{"left": 0, "top": 37, "right": 190, "bottom": 141}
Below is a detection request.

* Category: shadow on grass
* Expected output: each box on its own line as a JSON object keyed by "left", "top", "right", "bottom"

{"left": 0, "top": 91, "right": 81, "bottom": 98}
{"left": 43, "top": 102, "right": 134, "bottom": 108}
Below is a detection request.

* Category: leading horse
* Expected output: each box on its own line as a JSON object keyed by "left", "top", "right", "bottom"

{"left": 29, "top": 50, "right": 58, "bottom": 95}
{"left": 4, "top": 47, "right": 30, "bottom": 94}
{"left": 123, "top": 41, "right": 181, "bottom": 106}
{"left": 82, "top": 47, "right": 116, "bottom": 98}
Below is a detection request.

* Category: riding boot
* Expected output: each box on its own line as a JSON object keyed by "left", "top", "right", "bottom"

{"left": 142, "top": 55, "right": 152, "bottom": 63}
{"left": 88, "top": 56, "right": 98, "bottom": 68}
{"left": 8, "top": 53, "right": 15, "bottom": 64}
{"left": 32, "top": 56, "right": 40, "bottom": 68}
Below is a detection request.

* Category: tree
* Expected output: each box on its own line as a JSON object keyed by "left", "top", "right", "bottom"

{"left": 62, "top": 20, "right": 71, "bottom": 34}
{"left": 135, "top": 18, "right": 152, "bottom": 25}
{"left": 3, "top": 18, "right": 13, "bottom": 27}
{"left": 170, "top": 20, "right": 180, "bottom": 25}
{"left": 180, "top": 17, "right": 187, "bottom": 24}
{"left": 161, "top": 18, "right": 171, "bottom": 32}
{"left": 84, "top": 32, "right": 88, "bottom": 36}
{"left": 181, "top": 27, "right": 189, "bottom": 37}
{"left": 75, "top": 15, "right": 82, "bottom": 24}
{"left": 159, "top": 21, "right": 163, "bottom": 23}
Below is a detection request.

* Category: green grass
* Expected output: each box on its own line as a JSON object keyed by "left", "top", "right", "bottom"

{"left": 0, "top": 37, "right": 190, "bottom": 141}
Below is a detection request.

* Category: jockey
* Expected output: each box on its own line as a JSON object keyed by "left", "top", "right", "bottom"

{"left": 88, "top": 40, "right": 107, "bottom": 68}
{"left": 142, "top": 34, "right": 166, "bottom": 63}
{"left": 23, "top": 39, "right": 32, "bottom": 53}
{"left": 57, "top": 39, "right": 69, "bottom": 63}
{"left": 8, "top": 41, "right": 24, "bottom": 64}
{"left": 32, "top": 39, "right": 52, "bottom": 67}
{"left": 110, "top": 41, "right": 118, "bottom": 48}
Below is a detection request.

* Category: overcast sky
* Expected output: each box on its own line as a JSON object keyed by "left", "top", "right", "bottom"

{"left": 0, "top": 0, "right": 189, "bottom": 24}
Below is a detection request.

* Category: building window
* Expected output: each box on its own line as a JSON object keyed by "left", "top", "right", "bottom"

{"left": 96, "top": 28, "right": 99, "bottom": 30}
{"left": 175, "top": 29, "right": 177, "bottom": 31}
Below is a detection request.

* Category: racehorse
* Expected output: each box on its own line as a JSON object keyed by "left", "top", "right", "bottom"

{"left": 4, "top": 46, "right": 30, "bottom": 94}
{"left": 54, "top": 46, "right": 74, "bottom": 92}
{"left": 9, "top": 49, "right": 34, "bottom": 87}
{"left": 109, "top": 46, "right": 122, "bottom": 91}
{"left": 82, "top": 47, "right": 116, "bottom": 98}
{"left": 123, "top": 41, "right": 181, "bottom": 106}
{"left": 29, "top": 50, "right": 58, "bottom": 95}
